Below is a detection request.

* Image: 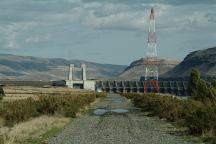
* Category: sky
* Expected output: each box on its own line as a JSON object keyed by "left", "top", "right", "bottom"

{"left": 0, "top": 0, "right": 216, "bottom": 65}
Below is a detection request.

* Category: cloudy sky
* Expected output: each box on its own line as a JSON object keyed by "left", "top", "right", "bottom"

{"left": 0, "top": 0, "right": 216, "bottom": 65}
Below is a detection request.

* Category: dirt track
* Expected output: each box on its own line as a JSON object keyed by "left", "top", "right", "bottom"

{"left": 49, "top": 94, "right": 193, "bottom": 144}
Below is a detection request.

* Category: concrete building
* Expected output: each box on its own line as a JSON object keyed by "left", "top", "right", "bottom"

{"left": 66, "top": 64, "right": 95, "bottom": 91}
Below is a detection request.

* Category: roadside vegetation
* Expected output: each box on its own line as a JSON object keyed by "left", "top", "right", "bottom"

{"left": 122, "top": 69, "right": 216, "bottom": 144}
{"left": 0, "top": 87, "right": 4, "bottom": 100}
{"left": 0, "top": 90, "right": 106, "bottom": 144}
{"left": 0, "top": 116, "right": 70, "bottom": 144}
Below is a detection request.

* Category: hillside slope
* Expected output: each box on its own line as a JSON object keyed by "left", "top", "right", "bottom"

{"left": 118, "top": 58, "right": 180, "bottom": 80}
{"left": 163, "top": 47, "right": 216, "bottom": 78}
{"left": 0, "top": 54, "right": 127, "bottom": 80}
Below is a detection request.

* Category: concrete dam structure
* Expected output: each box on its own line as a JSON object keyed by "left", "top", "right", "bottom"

{"left": 96, "top": 81, "right": 189, "bottom": 96}
{"left": 66, "top": 64, "right": 95, "bottom": 90}
{"left": 64, "top": 64, "right": 189, "bottom": 96}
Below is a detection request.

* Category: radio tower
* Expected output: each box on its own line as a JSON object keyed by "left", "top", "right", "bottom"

{"left": 144, "top": 8, "right": 159, "bottom": 93}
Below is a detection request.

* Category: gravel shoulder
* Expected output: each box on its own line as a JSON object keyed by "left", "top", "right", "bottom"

{"left": 49, "top": 94, "right": 194, "bottom": 144}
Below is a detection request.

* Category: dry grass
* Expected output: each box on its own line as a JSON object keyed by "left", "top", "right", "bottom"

{"left": 0, "top": 116, "right": 70, "bottom": 144}
{"left": 2, "top": 86, "right": 93, "bottom": 101}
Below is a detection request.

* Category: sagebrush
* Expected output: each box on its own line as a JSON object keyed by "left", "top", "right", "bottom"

{"left": 0, "top": 92, "right": 106, "bottom": 126}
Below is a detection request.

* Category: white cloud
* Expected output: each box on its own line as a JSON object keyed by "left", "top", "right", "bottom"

{"left": 25, "top": 34, "right": 52, "bottom": 44}
{"left": 0, "top": 25, "right": 18, "bottom": 49}
{"left": 7, "top": 31, "right": 17, "bottom": 49}
{"left": 83, "top": 2, "right": 102, "bottom": 8}
{"left": 81, "top": 10, "right": 146, "bottom": 30}
{"left": 77, "top": 2, "right": 175, "bottom": 31}
{"left": 0, "top": 22, "right": 40, "bottom": 49}
{"left": 67, "top": 0, "right": 81, "bottom": 3}
{"left": 175, "top": 12, "right": 211, "bottom": 27}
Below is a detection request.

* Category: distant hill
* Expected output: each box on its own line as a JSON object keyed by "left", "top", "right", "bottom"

{"left": 0, "top": 54, "right": 127, "bottom": 80}
{"left": 118, "top": 58, "right": 180, "bottom": 80}
{"left": 163, "top": 47, "right": 216, "bottom": 78}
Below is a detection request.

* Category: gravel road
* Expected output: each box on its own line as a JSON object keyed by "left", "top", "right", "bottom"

{"left": 49, "top": 94, "right": 193, "bottom": 144}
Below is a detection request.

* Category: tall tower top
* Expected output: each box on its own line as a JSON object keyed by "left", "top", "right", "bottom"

{"left": 151, "top": 8, "right": 154, "bottom": 14}
{"left": 150, "top": 8, "right": 154, "bottom": 19}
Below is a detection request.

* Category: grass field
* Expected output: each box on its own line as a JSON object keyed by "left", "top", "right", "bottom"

{"left": 2, "top": 86, "right": 94, "bottom": 101}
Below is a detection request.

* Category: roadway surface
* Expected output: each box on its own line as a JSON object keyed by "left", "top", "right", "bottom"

{"left": 49, "top": 94, "right": 193, "bottom": 144}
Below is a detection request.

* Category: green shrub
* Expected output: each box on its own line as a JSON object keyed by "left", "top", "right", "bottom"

{"left": 211, "top": 80, "right": 216, "bottom": 88}
{"left": 0, "top": 98, "right": 38, "bottom": 126}
{"left": 37, "top": 96, "right": 58, "bottom": 115}
{"left": 159, "top": 97, "right": 184, "bottom": 122}
{"left": 182, "top": 99, "right": 204, "bottom": 118}
{"left": 188, "top": 69, "right": 200, "bottom": 97}
{"left": 0, "top": 93, "right": 100, "bottom": 126}
{"left": 122, "top": 93, "right": 140, "bottom": 99}
{"left": 193, "top": 79, "right": 216, "bottom": 105}
{"left": 210, "top": 137, "right": 216, "bottom": 144}
{"left": 37, "top": 94, "right": 96, "bottom": 117}
{"left": 188, "top": 69, "right": 216, "bottom": 105}
{"left": 186, "top": 107, "right": 216, "bottom": 135}
{"left": 129, "top": 94, "right": 183, "bottom": 121}
{"left": 0, "top": 87, "right": 5, "bottom": 100}
{"left": 96, "top": 92, "right": 107, "bottom": 98}
{"left": 124, "top": 93, "right": 206, "bottom": 122}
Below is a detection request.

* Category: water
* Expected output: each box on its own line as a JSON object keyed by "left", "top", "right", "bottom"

{"left": 111, "top": 109, "right": 128, "bottom": 113}
{"left": 93, "top": 108, "right": 129, "bottom": 116}
{"left": 93, "top": 94, "right": 129, "bottom": 116}
{"left": 93, "top": 109, "right": 108, "bottom": 115}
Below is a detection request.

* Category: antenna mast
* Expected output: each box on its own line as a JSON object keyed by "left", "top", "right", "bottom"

{"left": 144, "top": 8, "right": 159, "bottom": 93}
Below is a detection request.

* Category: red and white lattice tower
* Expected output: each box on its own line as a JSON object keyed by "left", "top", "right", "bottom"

{"left": 144, "top": 8, "right": 159, "bottom": 93}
